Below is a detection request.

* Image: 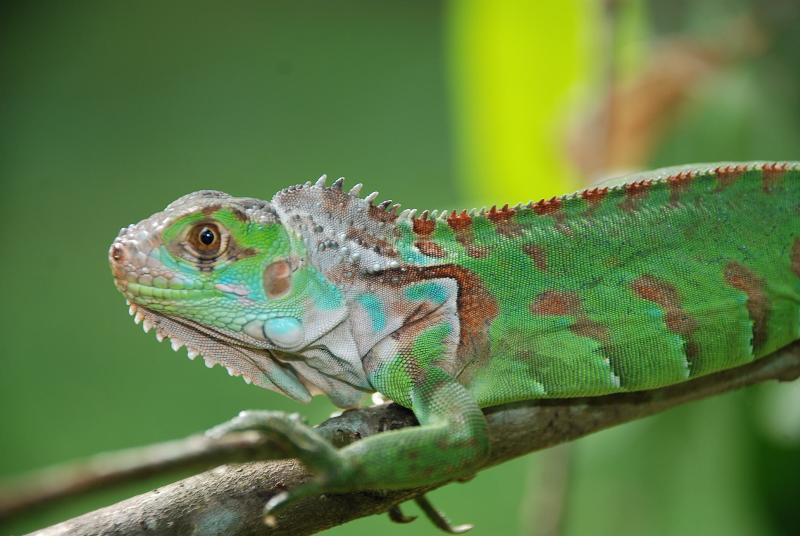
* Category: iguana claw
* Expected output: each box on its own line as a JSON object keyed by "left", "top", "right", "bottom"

{"left": 388, "top": 494, "right": 473, "bottom": 533}
{"left": 388, "top": 504, "right": 418, "bottom": 524}
{"left": 261, "top": 480, "right": 330, "bottom": 525}
{"left": 415, "top": 495, "right": 473, "bottom": 534}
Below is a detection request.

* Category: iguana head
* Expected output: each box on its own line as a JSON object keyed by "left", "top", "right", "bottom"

{"left": 108, "top": 189, "right": 350, "bottom": 402}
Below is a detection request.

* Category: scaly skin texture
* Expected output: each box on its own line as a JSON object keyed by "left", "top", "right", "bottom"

{"left": 109, "top": 161, "right": 800, "bottom": 517}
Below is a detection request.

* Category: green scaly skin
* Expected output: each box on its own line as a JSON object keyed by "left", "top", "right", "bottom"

{"left": 109, "top": 161, "right": 800, "bottom": 519}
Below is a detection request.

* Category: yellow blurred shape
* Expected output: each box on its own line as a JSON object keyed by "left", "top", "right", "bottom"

{"left": 446, "top": 0, "right": 598, "bottom": 205}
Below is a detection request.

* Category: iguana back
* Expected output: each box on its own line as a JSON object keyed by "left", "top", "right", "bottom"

{"left": 111, "top": 162, "right": 800, "bottom": 410}
{"left": 389, "top": 162, "right": 800, "bottom": 407}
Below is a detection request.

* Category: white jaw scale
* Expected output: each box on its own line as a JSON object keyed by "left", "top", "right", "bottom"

{"left": 125, "top": 302, "right": 255, "bottom": 386}
{"left": 129, "top": 303, "right": 146, "bottom": 325}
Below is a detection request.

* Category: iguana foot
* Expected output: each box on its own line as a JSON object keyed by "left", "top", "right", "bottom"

{"left": 206, "top": 410, "right": 357, "bottom": 524}
{"left": 206, "top": 410, "right": 343, "bottom": 471}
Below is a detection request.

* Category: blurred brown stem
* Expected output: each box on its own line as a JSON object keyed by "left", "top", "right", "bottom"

{"left": 3, "top": 342, "right": 800, "bottom": 535}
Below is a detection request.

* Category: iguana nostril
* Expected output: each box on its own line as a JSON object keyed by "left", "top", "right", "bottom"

{"left": 110, "top": 244, "right": 124, "bottom": 262}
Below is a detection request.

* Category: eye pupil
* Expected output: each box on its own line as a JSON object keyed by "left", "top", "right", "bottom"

{"left": 199, "top": 228, "right": 216, "bottom": 245}
{"left": 189, "top": 223, "right": 223, "bottom": 256}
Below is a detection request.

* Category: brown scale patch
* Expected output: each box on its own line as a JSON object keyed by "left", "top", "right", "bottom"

{"left": 322, "top": 192, "right": 347, "bottom": 214}
{"left": 724, "top": 262, "right": 770, "bottom": 350}
{"left": 486, "top": 204, "right": 522, "bottom": 237}
{"left": 572, "top": 317, "right": 610, "bottom": 341}
{"left": 346, "top": 227, "right": 397, "bottom": 257}
{"left": 666, "top": 170, "right": 695, "bottom": 204}
{"left": 411, "top": 266, "right": 498, "bottom": 352}
{"left": 228, "top": 245, "right": 258, "bottom": 262}
{"left": 420, "top": 465, "right": 437, "bottom": 478}
{"left": 581, "top": 187, "right": 609, "bottom": 205}
{"left": 373, "top": 264, "right": 500, "bottom": 382}
{"left": 466, "top": 245, "right": 489, "bottom": 258}
{"left": 631, "top": 275, "right": 699, "bottom": 361}
{"left": 321, "top": 188, "right": 352, "bottom": 215}
{"left": 580, "top": 187, "right": 609, "bottom": 217}
{"left": 378, "top": 264, "right": 499, "bottom": 370}
{"left": 554, "top": 222, "right": 574, "bottom": 237}
{"left": 263, "top": 259, "right": 292, "bottom": 299}
{"left": 530, "top": 291, "right": 609, "bottom": 342}
{"left": 791, "top": 238, "right": 800, "bottom": 277}
{"left": 414, "top": 240, "right": 447, "bottom": 258}
{"left": 229, "top": 208, "right": 249, "bottom": 222}
{"left": 447, "top": 210, "right": 487, "bottom": 258}
{"left": 532, "top": 197, "right": 570, "bottom": 235}
{"left": 412, "top": 216, "right": 436, "bottom": 237}
{"left": 619, "top": 180, "right": 653, "bottom": 212}
{"left": 368, "top": 203, "right": 399, "bottom": 224}
{"left": 530, "top": 290, "right": 580, "bottom": 315}
{"left": 713, "top": 164, "right": 746, "bottom": 192}
{"left": 531, "top": 196, "right": 562, "bottom": 216}
{"left": 201, "top": 204, "right": 221, "bottom": 217}
{"left": 762, "top": 162, "right": 788, "bottom": 193}
{"left": 522, "top": 244, "right": 548, "bottom": 271}
{"left": 446, "top": 210, "right": 472, "bottom": 232}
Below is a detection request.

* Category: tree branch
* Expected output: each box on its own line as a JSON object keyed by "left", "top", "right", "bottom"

{"left": 6, "top": 342, "right": 800, "bottom": 536}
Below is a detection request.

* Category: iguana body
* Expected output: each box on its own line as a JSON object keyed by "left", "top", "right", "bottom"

{"left": 110, "top": 161, "right": 800, "bottom": 516}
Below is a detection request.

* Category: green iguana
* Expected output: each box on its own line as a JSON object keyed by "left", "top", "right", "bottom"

{"left": 109, "top": 161, "right": 800, "bottom": 528}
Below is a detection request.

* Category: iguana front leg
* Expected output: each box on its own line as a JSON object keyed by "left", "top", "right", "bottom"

{"left": 334, "top": 370, "right": 488, "bottom": 489}
{"left": 211, "top": 317, "right": 490, "bottom": 520}
{"left": 331, "top": 309, "right": 490, "bottom": 494}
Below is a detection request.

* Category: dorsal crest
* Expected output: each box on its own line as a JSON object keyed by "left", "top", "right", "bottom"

{"left": 272, "top": 176, "right": 404, "bottom": 276}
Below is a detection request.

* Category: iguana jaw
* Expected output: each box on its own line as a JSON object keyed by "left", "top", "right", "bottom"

{"left": 121, "top": 298, "right": 319, "bottom": 401}
{"left": 125, "top": 301, "right": 229, "bottom": 372}
{"left": 112, "top": 280, "right": 316, "bottom": 402}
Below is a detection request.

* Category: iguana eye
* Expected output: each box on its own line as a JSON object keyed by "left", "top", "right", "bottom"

{"left": 188, "top": 223, "right": 225, "bottom": 257}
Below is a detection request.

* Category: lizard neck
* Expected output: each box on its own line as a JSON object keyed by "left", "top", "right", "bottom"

{"left": 271, "top": 247, "right": 373, "bottom": 408}
{"left": 270, "top": 179, "right": 486, "bottom": 389}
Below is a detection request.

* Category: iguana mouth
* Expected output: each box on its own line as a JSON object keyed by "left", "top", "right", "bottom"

{"left": 123, "top": 282, "right": 214, "bottom": 300}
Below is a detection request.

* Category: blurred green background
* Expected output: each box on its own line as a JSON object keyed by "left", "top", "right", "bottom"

{"left": 2, "top": 1, "right": 799, "bottom": 534}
